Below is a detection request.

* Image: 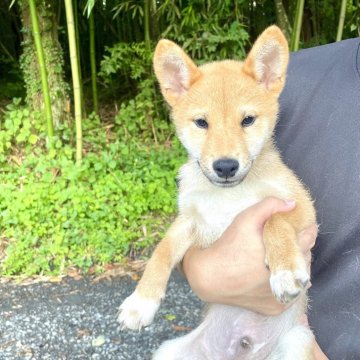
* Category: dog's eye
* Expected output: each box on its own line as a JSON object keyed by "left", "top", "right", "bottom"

{"left": 194, "top": 118, "right": 208, "bottom": 129}
{"left": 241, "top": 116, "right": 256, "bottom": 127}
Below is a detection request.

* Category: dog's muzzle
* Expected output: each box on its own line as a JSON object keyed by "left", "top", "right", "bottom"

{"left": 198, "top": 159, "right": 252, "bottom": 188}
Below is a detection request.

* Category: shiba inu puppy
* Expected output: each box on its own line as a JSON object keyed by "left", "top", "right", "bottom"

{"left": 118, "top": 26, "right": 317, "bottom": 359}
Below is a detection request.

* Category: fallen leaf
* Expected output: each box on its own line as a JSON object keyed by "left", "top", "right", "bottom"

{"left": 131, "top": 273, "right": 140, "bottom": 281}
{"left": 67, "top": 268, "right": 83, "bottom": 280}
{"left": 76, "top": 328, "right": 92, "bottom": 338}
{"left": 172, "top": 325, "right": 192, "bottom": 332}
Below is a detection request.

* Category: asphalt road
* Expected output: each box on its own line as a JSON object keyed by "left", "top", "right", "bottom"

{"left": 0, "top": 272, "right": 203, "bottom": 360}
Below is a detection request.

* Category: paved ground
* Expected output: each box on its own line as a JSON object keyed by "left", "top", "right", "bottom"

{"left": 0, "top": 272, "right": 203, "bottom": 360}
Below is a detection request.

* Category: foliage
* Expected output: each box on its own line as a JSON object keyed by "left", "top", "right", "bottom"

{"left": 99, "top": 41, "right": 169, "bottom": 138}
{"left": 1, "top": 0, "right": 359, "bottom": 277}
{"left": 99, "top": 41, "right": 152, "bottom": 84}
{"left": 114, "top": 78, "right": 171, "bottom": 144}
{"left": 0, "top": 107, "right": 185, "bottom": 275}
{"left": 0, "top": 100, "right": 45, "bottom": 163}
{"left": 158, "top": 1, "right": 249, "bottom": 61}
{"left": 296, "top": 0, "right": 360, "bottom": 47}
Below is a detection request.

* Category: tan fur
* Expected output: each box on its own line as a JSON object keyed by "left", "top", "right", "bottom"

{"left": 119, "top": 26, "right": 317, "bottom": 359}
{"left": 136, "top": 216, "right": 195, "bottom": 299}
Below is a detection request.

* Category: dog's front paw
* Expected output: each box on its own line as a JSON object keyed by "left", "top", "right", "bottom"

{"left": 118, "top": 290, "right": 160, "bottom": 330}
{"left": 270, "top": 266, "right": 309, "bottom": 304}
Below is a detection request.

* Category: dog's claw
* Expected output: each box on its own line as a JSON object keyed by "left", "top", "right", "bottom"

{"left": 296, "top": 278, "right": 309, "bottom": 289}
{"left": 270, "top": 268, "right": 309, "bottom": 304}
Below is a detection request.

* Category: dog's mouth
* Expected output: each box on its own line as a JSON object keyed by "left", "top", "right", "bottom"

{"left": 210, "top": 173, "right": 249, "bottom": 187}
{"left": 198, "top": 161, "right": 252, "bottom": 188}
{"left": 211, "top": 177, "right": 246, "bottom": 187}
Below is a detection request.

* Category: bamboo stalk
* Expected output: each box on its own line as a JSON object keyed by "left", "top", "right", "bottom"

{"left": 336, "top": 0, "right": 347, "bottom": 41}
{"left": 290, "top": 0, "right": 305, "bottom": 51}
{"left": 74, "top": 0, "right": 85, "bottom": 117}
{"left": 151, "top": 0, "right": 158, "bottom": 39}
{"left": 64, "top": 0, "right": 83, "bottom": 164}
{"left": 28, "top": 0, "right": 54, "bottom": 139}
{"left": 89, "top": 11, "right": 98, "bottom": 113}
{"left": 144, "top": 0, "right": 151, "bottom": 51}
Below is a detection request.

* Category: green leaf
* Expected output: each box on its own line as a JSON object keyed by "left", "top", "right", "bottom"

{"left": 165, "top": 314, "right": 176, "bottom": 321}
{"left": 108, "top": 160, "right": 117, "bottom": 169}
{"left": 28, "top": 134, "right": 38, "bottom": 145}
{"left": 83, "top": 0, "right": 95, "bottom": 17}
{"left": 49, "top": 148, "right": 56, "bottom": 158}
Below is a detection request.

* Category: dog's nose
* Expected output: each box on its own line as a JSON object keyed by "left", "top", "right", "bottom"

{"left": 213, "top": 158, "right": 239, "bottom": 178}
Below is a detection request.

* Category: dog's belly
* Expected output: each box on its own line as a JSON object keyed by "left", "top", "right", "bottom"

{"left": 196, "top": 304, "right": 297, "bottom": 360}
{"left": 158, "top": 302, "right": 302, "bottom": 360}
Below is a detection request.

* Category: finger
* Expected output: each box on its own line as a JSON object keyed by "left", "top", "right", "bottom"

{"left": 238, "top": 197, "right": 296, "bottom": 230}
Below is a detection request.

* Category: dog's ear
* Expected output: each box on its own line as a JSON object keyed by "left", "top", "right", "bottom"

{"left": 153, "top": 40, "right": 201, "bottom": 107}
{"left": 242, "top": 26, "right": 289, "bottom": 95}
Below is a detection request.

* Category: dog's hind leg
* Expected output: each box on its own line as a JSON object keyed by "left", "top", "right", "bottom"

{"left": 268, "top": 325, "right": 315, "bottom": 360}
{"left": 152, "top": 321, "right": 208, "bottom": 360}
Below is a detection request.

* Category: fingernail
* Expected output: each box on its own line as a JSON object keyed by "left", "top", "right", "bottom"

{"left": 284, "top": 199, "right": 296, "bottom": 207}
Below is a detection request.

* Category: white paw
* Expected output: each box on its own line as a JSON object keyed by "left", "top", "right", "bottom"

{"left": 270, "top": 267, "right": 309, "bottom": 304}
{"left": 118, "top": 290, "right": 160, "bottom": 330}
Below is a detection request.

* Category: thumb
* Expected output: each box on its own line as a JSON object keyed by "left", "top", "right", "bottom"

{"left": 244, "top": 197, "right": 296, "bottom": 230}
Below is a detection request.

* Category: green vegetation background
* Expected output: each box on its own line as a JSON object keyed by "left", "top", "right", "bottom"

{"left": 0, "top": 0, "right": 358, "bottom": 276}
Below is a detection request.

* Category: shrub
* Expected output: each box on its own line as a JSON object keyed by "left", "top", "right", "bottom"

{"left": 0, "top": 100, "right": 186, "bottom": 275}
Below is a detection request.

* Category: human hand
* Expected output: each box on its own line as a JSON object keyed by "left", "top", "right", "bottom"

{"left": 182, "top": 197, "right": 317, "bottom": 315}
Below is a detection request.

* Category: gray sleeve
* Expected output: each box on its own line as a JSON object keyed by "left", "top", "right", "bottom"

{"left": 276, "top": 38, "right": 360, "bottom": 359}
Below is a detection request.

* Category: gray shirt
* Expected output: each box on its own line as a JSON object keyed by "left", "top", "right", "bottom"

{"left": 276, "top": 38, "right": 360, "bottom": 359}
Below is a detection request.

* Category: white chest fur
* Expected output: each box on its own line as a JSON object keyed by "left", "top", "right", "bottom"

{"left": 178, "top": 160, "right": 291, "bottom": 248}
